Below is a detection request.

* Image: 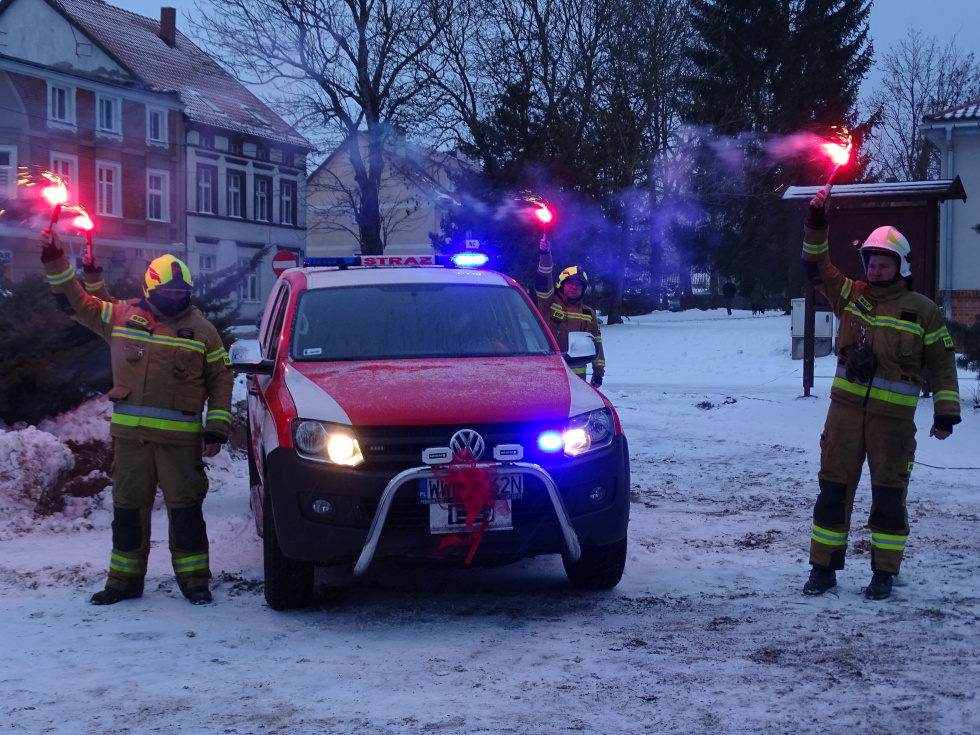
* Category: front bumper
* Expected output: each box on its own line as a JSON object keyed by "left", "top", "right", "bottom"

{"left": 263, "top": 434, "right": 630, "bottom": 569}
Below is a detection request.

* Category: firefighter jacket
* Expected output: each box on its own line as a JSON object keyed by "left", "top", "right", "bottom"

{"left": 44, "top": 254, "right": 234, "bottom": 445}
{"left": 802, "top": 223, "right": 960, "bottom": 427}
{"left": 535, "top": 253, "right": 605, "bottom": 378}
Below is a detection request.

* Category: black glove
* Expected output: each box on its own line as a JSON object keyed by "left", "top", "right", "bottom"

{"left": 203, "top": 432, "right": 227, "bottom": 446}
{"left": 844, "top": 345, "right": 876, "bottom": 384}
{"left": 807, "top": 199, "right": 828, "bottom": 229}
{"left": 933, "top": 418, "right": 954, "bottom": 433}
{"left": 590, "top": 375, "right": 602, "bottom": 388}
{"left": 39, "top": 229, "right": 65, "bottom": 263}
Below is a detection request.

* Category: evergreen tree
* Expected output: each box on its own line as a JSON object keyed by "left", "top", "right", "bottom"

{"left": 684, "top": 0, "right": 872, "bottom": 303}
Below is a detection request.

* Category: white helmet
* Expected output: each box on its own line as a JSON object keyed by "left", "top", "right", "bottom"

{"left": 860, "top": 226, "right": 911, "bottom": 278}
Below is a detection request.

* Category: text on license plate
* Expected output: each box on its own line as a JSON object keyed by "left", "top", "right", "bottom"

{"left": 418, "top": 474, "right": 524, "bottom": 505}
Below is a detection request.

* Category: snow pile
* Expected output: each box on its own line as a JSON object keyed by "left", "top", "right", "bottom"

{"left": 0, "top": 426, "right": 75, "bottom": 532}
{"left": 36, "top": 393, "right": 112, "bottom": 443}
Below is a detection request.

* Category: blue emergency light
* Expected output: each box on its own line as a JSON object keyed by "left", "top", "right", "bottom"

{"left": 451, "top": 252, "right": 490, "bottom": 269}
{"left": 537, "top": 431, "right": 564, "bottom": 452}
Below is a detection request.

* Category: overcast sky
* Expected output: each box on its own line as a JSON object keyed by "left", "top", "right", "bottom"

{"left": 112, "top": 0, "right": 980, "bottom": 103}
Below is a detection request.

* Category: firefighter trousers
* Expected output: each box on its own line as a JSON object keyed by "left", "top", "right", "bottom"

{"left": 107, "top": 438, "right": 211, "bottom": 592}
{"left": 809, "top": 401, "right": 916, "bottom": 575}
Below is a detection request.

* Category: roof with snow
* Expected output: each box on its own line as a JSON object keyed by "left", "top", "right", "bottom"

{"left": 782, "top": 178, "right": 966, "bottom": 203}
{"left": 922, "top": 99, "right": 980, "bottom": 123}
{"left": 17, "top": 0, "right": 309, "bottom": 149}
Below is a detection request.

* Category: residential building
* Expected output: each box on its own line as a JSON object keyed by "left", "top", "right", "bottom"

{"left": 921, "top": 101, "right": 980, "bottom": 326}
{"left": 307, "top": 132, "right": 478, "bottom": 256}
{"left": 0, "top": 0, "right": 310, "bottom": 323}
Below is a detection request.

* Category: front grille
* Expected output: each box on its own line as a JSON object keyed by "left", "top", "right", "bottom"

{"left": 356, "top": 420, "right": 566, "bottom": 470}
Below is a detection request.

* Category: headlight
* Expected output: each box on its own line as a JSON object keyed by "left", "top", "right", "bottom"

{"left": 293, "top": 420, "right": 364, "bottom": 466}
{"left": 561, "top": 408, "right": 615, "bottom": 457}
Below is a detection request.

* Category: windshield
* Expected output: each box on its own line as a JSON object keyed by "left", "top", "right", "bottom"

{"left": 290, "top": 282, "right": 555, "bottom": 361}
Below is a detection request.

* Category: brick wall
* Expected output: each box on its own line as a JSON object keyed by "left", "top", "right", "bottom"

{"left": 939, "top": 290, "right": 980, "bottom": 327}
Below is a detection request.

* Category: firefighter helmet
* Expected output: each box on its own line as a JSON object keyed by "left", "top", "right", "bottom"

{"left": 143, "top": 254, "right": 194, "bottom": 298}
{"left": 860, "top": 226, "right": 911, "bottom": 278}
{"left": 556, "top": 266, "right": 588, "bottom": 291}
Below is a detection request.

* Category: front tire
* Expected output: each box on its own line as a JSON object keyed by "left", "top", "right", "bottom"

{"left": 263, "top": 481, "right": 314, "bottom": 610}
{"left": 563, "top": 537, "right": 627, "bottom": 590}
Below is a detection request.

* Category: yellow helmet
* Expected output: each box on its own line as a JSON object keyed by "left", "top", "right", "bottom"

{"left": 143, "top": 254, "right": 193, "bottom": 298}
{"left": 556, "top": 265, "right": 588, "bottom": 290}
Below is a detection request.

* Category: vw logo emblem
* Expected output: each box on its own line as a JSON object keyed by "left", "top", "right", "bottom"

{"left": 449, "top": 429, "right": 485, "bottom": 460}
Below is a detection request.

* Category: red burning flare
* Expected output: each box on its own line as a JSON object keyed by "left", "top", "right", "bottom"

{"left": 70, "top": 207, "right": 95, "bottom": 232}
{"left": 41, "top": 172, "right": 69, "bottom": 208}
{"left": 534, "top": 204, "right": 553, "bottom": 225}
{"left": 822, "top": 130, "right": 853, "bottom": 192}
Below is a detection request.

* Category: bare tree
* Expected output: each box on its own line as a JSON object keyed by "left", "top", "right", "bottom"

{"left": 191, "top": 0, "right": 459, "bottom": 254}
{"left": 865, "top": 28, "right": 980, "bottom": 181}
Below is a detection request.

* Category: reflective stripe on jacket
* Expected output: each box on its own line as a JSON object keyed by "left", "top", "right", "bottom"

{"left": 802, "top": 225, "right": 960, "bottom": 425}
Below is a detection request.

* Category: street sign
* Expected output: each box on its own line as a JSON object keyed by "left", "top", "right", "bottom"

{"left": 272, "top": 250, "right": 298, "bottom": 276}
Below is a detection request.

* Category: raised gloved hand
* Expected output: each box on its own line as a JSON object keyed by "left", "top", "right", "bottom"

{"left": 82, "top": 246, "right": 101, "bottom": 273}
{"left": 539, "top": 237, "right": 550, "bottom": 254}
{"left": 590, "top": 375, "right": 603, "bottom": 388}
{"left": 39, "top": 228, "right": 65, "bottom": 263}
{"left": 807, "top": 189, "right": 828, "bottom": 229}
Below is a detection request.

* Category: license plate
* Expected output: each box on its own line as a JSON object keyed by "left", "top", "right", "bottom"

{"left": 429, "top": 497, "right": 513, "bottom": 534}
{"left": 419, "top": 474, "right": 524, "bottom": 505}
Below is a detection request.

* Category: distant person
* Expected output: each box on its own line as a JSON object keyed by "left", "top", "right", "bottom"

{"left": 800, "top": 189, "right": 960, "bottom": 601}
{"left": 722, "top": 279, "right": 736, "bottom": 315}
{"left": 40, "top": 230, "right": 234, "bottom": 606}
{"left": 535, "top": 238, "right": 605, "bottom": 387}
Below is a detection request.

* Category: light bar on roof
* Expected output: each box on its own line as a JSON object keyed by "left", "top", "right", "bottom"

{"left": 303, "top": 254, "right": 489, "bottom": 269}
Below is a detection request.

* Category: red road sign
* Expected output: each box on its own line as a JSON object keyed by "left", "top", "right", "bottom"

{"left": 272, "top": 250, "right": 299, "bottom": 277}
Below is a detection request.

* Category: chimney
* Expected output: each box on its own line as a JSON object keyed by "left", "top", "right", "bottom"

{"left": 160, "top": 7, "right": 177, "bottom": 48}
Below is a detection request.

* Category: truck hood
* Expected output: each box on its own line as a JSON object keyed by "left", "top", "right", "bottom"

{"left": 283, "top": 356, "right": 604, "bottom": 426}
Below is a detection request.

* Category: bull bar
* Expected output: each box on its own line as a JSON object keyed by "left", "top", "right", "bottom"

{"left": 353, "top": 461, "right": 581, "bottom": 576}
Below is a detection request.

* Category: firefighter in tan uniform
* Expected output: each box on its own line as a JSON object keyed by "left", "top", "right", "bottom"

{"left": 41, "top": 231, "right": 234, "bottom": 606}
{"left": 535, "top": 239, "right": 605, "bottom": 386}
{"left": 801, "top": 190, "right": 960, "bottom": 600}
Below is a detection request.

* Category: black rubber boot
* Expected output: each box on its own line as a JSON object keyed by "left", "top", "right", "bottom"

{"left": 177, "top": 578, "right": 213, "bottom": 605}
{"left": 864, "top": 571, "right": 894, "bottom": 600}
{"left": 802, "top": 565, "right": 837, "bottom": 596}
{"left": 90, "top": 577, "right": 144, "bottom": 605}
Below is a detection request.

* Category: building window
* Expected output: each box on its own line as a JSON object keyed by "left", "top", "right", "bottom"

{"left": 254, "top": 176, "right": 272, "bottom": 222}
{"left": 255, "top": 144, "right": 268, "bottom": 161}
{"left": 147, "top": 108, "right": 167, "bottom": 145}
{"left": 229, "top": 140, "right": 243, "bottom": 155}
{"left": 280, "top": 180, "right": 296, "bottom": 225}
{"left": 199, "top": 254, "right": 216, "bottom": 273}
{"left": 199, "top": 134, "right": 214, "bottom": 149}
{"left": 238, "top": 257, "right": 259, "bottom": 302}
{"left": 96, "top": 161, "right": 122, "bottom": 217}
{"left": 227, "top": 170, "right": 245, "bottom": 218}
{"left": 147, "top": 170, "right": 169, "bottom": 222}
{"left": 47, "top": 82, "right": 75, "bottom": 126}
{"left": 196, "top": 165, "right": 217, "bottom": 214}
{"left": 50, "top": 152, "right": 77, "bottom": 196}
{"left": 0, "top": 146, "right": 16, "bottom": 194}
{"left": 97, "top": 95, "right": 121, "bottom": 134}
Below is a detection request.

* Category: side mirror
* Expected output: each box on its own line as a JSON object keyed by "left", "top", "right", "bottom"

{"left": 229, "top": 339, "right": 274, "bottom": 375}
{"left": 563, "top": 332, "right": 598, "bottom": 369}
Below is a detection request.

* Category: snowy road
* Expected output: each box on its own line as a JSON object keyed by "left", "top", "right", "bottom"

{"left": 2, "top": 311, "right": 978, "bottom": 734}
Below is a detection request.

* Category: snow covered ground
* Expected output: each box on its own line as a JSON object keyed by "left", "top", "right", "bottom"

{"left": 2, "top": 309, "right": 978, "bottom": 735}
